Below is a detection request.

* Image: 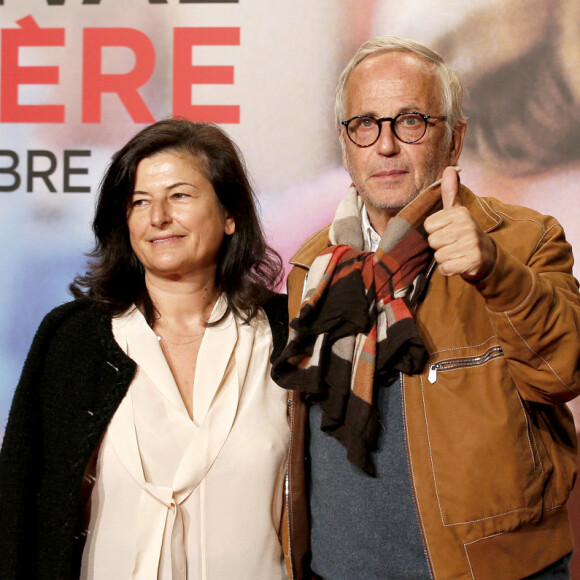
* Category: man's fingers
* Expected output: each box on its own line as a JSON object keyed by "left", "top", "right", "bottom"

{"left": 441, "top": 166, "right": 460, "bottom": 209}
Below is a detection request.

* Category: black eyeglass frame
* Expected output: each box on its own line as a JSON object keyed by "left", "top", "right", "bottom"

{"left": 341, "top": 112, "right": 448, "bottom": 147}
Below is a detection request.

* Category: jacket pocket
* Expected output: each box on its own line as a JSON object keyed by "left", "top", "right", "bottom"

{"left": 427, "top": 345, "right": 503, "bottom": 384}
{"left": 421, "top": 344, "right": 549, "bottom": 530}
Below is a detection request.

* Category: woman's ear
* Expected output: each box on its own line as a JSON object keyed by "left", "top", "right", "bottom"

{"left": 224, "top": 216, "right": 236, "bottom": 235}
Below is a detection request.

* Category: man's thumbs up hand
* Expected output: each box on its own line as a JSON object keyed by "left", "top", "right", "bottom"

{"left": 424, "top": 166, "right": 497, "bottom": 281}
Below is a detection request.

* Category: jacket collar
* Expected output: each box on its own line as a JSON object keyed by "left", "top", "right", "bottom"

{"left": 458, "top": 185, "right": 503, "bottom": 233}
{"left": 289, "top": 224, "right": 331, "bottom": 268}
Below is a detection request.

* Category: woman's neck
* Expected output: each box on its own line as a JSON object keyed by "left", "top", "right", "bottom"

{"left": 145, "top": 272, "right": 220, "bottom": 332}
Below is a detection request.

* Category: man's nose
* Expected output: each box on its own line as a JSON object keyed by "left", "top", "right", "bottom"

{"left": 376, "top": 121, "right": 400, "bottom": 156}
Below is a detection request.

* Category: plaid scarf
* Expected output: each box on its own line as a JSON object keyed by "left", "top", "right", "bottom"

{"left": 272, "top": 178, "right": 445, "bottom": 475}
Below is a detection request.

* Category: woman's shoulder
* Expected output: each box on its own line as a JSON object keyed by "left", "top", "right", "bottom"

{"left": 262, "top": 293, "right": 288, "bottom": 329}
{"left": 262, "top": 293, "right": 288, "bottom": 363}
{"left": 33, "top": 298, "right": 112, "bottom": 349}
{"left": 263, "top": 293, "right": 288, "bottom": 319}
{"left": 28, "top": 299, "right": 135, "bottom": 377}
{"left": 40, "top": 297, "right": 108, "bottom": 329}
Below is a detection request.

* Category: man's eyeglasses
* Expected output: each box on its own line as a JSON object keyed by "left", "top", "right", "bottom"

{"left": 341, "top": 112, "right": 448, "bottom": 147}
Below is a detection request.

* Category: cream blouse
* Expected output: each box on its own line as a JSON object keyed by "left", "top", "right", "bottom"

{"left": 80, "top": 299, "right": 289, "bottom": 580}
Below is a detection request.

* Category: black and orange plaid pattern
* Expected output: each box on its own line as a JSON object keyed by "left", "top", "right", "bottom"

{"left": 272, "top": 178, "right": 446, "bottom": 474}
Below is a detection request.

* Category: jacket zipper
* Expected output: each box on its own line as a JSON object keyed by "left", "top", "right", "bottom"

{"left": 286, "top": 394, "right": 296, "bottom": 580}
{"left": 427, "top": 345, "right": 504, "bottom": 384}
{"left": 401, "top": 373, "right": 435, "bottom": 579}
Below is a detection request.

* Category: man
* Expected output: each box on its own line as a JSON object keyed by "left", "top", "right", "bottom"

{"left": 273, "top": 36, "right": 580, "bottom": 579}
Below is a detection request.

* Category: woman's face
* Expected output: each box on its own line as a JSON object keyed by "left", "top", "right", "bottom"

{"left": 127, "top": 151, "right": 235, "bottom": 283}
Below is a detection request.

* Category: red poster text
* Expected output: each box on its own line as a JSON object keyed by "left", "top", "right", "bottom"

{"left": 0, "top": 16, "right": 241, "bottom": 124}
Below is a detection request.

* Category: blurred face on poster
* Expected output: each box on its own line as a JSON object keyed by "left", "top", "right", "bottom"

{"left": 339, "top": 51, "right": 463, "bottom": 234}
{"left": 369, "top": 0, "right": 580, "bottom": 259}
{"left": 367, "top": 0, "right": 580, "bottom": 431}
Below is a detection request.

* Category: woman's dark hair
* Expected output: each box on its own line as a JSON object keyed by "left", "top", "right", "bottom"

{"left": 70, "top": 119, "right": 283, "bottom": 324}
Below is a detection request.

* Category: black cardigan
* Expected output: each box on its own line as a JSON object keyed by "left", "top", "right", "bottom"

{"left": 0, "top": 296, "right": 288, "bottom": 580}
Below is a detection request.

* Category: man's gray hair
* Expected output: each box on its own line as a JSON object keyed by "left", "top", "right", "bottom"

{"left": 335, "top": 36, "right": 466, "bottom": 137}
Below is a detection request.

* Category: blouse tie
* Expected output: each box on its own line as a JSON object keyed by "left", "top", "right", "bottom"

{"left": 106, "top": 301, "right": 250, "bottom": 579}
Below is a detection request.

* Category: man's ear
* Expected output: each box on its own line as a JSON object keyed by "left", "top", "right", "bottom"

{"left": 449, "top": 122, "right": 467, "bottom": 166}
{"left": 338, "top": 129, "right": 349, "bottom": 172}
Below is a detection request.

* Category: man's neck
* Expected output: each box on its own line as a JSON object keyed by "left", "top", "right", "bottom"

{"left": 361, "top": 205, "right": 382, "bottom": 251}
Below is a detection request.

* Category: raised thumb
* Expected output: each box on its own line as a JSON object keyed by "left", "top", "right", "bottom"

{"left": 441, "top": 166, "right": 460, "bottom": 209}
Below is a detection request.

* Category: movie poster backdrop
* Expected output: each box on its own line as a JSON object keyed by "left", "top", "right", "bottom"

{"left": 2, "top": 0, "right": 580, "bottom": 575}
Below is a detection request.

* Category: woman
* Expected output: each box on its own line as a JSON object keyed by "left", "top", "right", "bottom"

{"left": 0, "top": 120, "right": 290, "bottom": 579}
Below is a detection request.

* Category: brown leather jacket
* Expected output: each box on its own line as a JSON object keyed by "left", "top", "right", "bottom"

{"left": 282, "top": 186, "right": 580, "bottom": 580}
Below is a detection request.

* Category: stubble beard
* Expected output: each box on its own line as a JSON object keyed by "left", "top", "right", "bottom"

{"left": 350, "top": 150, "right": 447, "bottom": 213}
